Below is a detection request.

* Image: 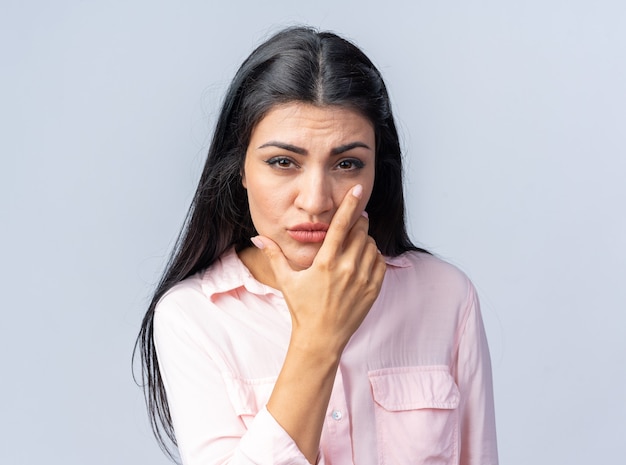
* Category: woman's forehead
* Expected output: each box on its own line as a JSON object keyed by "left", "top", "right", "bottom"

{"left": 249, "top": 103, "right": 375, "bottom": 145}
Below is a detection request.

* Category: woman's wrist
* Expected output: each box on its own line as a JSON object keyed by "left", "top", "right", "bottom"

{"left": 288, "top": 328, "right": 347, "bottom": 366}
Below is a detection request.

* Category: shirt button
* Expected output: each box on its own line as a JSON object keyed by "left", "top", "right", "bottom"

{"left": 331, "top": 410, "right": 343, "bottom": 421}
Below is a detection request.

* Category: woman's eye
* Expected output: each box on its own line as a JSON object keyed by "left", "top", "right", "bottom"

{"left": 266, "top": 157, "right": 296, "bottom": 169}
{"left": 337, "top": 159, "right": 364, "bottom": 170}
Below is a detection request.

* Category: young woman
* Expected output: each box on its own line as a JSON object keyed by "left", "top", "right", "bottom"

{"left": 135, "top": 27, "right": 498, "bottom": 465}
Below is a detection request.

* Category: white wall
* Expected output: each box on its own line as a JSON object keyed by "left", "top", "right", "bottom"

{"left": 2, "top": 1, "right": 624, "bottom": 463}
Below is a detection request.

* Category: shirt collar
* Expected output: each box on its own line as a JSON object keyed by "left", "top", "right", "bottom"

{"left": 201, "top": 247, "right": 412, "bottom": 300}
{"left": 200, "top": 248, "right": 281, "bottom": 300}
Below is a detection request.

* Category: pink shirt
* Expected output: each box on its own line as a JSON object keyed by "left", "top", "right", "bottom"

{"left": 154, "top": 249, "right": 498, "bottom": 465}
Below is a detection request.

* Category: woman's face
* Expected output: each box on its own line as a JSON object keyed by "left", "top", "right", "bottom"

{"left": 243, "top": 102, "right": 376, "bottom": 271}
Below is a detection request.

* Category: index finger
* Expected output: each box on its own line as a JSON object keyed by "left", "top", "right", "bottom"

{"left": 318, "top": 184, "right": 365, "bottom": 256}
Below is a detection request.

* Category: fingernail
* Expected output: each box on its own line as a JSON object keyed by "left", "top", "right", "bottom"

{"left": 352, "top": 184, "right": 363, "bottom": 199}
{"left": 250, "top": 236, "right": 265, "bottom": 249}
{"left": 361, "top": 210, "right": 369, "bottom": 219}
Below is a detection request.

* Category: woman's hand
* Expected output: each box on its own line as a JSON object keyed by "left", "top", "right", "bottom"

{"left": 252, "top": 184, "right": 387, "bottom": 356}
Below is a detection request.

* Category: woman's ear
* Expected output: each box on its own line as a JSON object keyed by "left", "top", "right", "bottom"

{"left": 241, "top": 170, "right": 247, "bottom": 189}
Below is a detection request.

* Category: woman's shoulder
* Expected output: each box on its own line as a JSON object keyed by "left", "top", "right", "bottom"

{"left": 154, "top": 248, "right": 253, "bottom": 318}
{"left": 385, "top": 250, "right": 475, "bottom": 302}
{"left": 390, "top": 250, "right": 471, "bottom": 282}
{"left": 376, "top": 251, "right": 479, "bottom": 337}
{"left": 155, "top": 271, "right": 209, "bottom": 317}
{"left": 152, "top": 259, "right": 237, "bottom": 345}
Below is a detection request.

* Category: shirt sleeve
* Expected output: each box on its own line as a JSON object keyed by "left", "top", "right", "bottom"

{"left": 455, "top": 282, "right": 499, "bottom": 465}
{"left": 153, "top": 296, "right": 314, "bottom": 465}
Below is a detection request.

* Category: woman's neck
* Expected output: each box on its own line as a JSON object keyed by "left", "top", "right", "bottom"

{"left": 237, "top": 246, "right": 280, "bottom": 290}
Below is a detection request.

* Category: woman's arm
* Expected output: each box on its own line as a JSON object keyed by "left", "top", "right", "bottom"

{"left": 252, "top": 184, "right": 387, "bottom": 463}
{"left": 455, "top": 283, "right": 499, "bottom": 465}
{"left": 154, "top": 302, "right": 311, "bottom": 465}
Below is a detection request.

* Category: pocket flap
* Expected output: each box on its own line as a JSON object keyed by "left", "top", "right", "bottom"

{"left": 368, "top": 366, "right": 460, "bottom": 411}
{"left": 221, "top": 373, "right": 276, "bottom": 416}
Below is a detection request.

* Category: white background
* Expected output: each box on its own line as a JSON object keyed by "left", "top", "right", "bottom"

{"left": 2, "top": 1, "right": 625, "bottom": 463}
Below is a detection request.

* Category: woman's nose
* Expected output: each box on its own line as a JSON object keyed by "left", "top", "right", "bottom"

{"left": 294, "top": 171, "right": 334, "bottom": 215}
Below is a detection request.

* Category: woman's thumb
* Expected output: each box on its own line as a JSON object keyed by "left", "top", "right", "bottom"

{"left": 250, "top": 236, "right": 292, "bottom": 278}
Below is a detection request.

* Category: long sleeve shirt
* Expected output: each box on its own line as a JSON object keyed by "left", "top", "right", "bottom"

{"left": 153, "top": 248, "right": 498, "bottom": 465}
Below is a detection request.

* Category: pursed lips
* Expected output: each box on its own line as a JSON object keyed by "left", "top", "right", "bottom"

{"left": 287, "top": 222, "right": 329, "bottom": 243}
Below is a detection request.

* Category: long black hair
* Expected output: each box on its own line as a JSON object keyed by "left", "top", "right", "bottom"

{"left": 134, "top": 26, "right": 426, "bottom": 460}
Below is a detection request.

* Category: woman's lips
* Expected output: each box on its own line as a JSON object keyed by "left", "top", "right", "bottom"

{"left": 287, "top": 223, "right": 329, "bottom": 243}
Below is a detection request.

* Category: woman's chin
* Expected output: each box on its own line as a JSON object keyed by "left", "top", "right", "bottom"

{"left": 284, "top": 245, "right": 320, "bottom": 271}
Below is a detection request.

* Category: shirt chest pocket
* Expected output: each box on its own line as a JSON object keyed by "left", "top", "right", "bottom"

{"left": 368, "top": 366, "right": 460, "bottom": 465}
{"left": 221, "top": 374, "right": 277, "bottom": 429}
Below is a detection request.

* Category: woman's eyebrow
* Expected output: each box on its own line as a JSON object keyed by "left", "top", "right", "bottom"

{"left": 257, "top": 141, "right": 307, "bottom": 154}
{"left": 330, "top": 142, "right": 372, "bottom": 155}
{"left": 257, "top": 141, "right": 371, "bottom": 155}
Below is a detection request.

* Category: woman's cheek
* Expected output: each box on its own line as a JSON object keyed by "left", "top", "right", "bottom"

{"left": 250, "top": 190, "right": 287, "bottom": 232}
